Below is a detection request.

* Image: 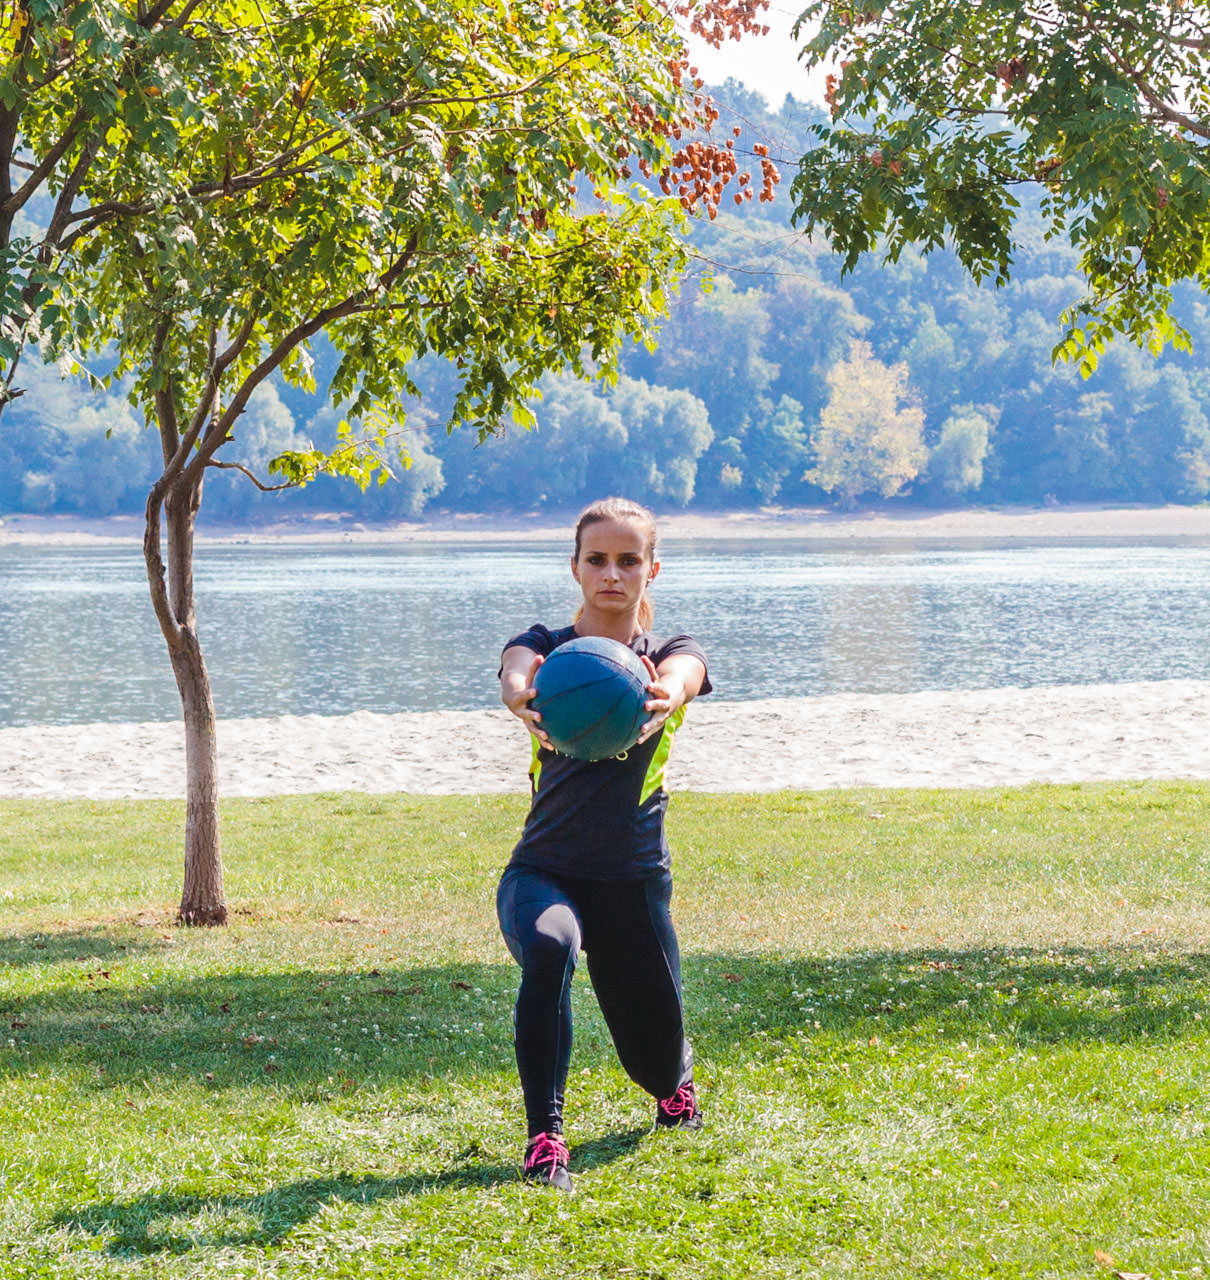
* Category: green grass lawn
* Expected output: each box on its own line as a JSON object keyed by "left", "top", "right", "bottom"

{"left": 2, "top": 783, "right": 1208, "bottom": 1279}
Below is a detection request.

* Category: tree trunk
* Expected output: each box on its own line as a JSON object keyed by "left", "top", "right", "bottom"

{"left": 145, "top": 470, "right": 227, "bottom": 926}
{"left": 172, "top": 627, "right": 226, "bottom": 926}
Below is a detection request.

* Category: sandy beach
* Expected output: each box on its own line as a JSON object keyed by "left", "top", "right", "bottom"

{"left": 2, "top": 680, "right": 1209, "bottom": 799}
{"left": 4, "top": 501, "right": 1210, "bottom": 547}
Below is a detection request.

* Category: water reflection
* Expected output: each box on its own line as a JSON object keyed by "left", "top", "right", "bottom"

{"left": 2, "top": 538, "right": 1209, "bottom": 726}
{"left": 820, "top": 578, "right": 925, "bottom": 693}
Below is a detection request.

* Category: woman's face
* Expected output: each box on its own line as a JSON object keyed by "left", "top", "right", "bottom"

{"left": 571, "top": 517, "right": 659, "bottom": 616}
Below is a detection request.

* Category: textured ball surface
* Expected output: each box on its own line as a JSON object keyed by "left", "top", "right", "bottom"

{"left": 531, "top": 635, "right": 650, "bottom": 761}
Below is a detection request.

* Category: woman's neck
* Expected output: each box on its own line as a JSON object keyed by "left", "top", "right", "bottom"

{"left": 574, "top": 606, "right": 643, "bottom": 644}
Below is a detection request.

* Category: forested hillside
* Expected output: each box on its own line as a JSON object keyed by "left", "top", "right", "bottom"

{"left": 5, "top": 83, "right": 1209, "bottom": 521}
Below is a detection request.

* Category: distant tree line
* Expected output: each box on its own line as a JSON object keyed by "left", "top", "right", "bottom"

{"left": 5, "top": 84, "right": 1210, "bottom": 521}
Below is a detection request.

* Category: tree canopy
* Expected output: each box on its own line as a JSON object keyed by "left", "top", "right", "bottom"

{"left": 789, "top": 0, "right": 1210, "bottom": 371}
{"left": 6, "top": 0, "right": 724, "bottom": 447}
{"left": 806, "top": 338, "right": 925, "bottom": 502}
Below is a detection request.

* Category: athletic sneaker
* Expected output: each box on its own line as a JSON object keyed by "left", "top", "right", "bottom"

{"left": 655, "top": 1082, "right": 703, "bottom": 1130}
{"left": 522, "top": 1132, "right": 573, "bottom": 1192}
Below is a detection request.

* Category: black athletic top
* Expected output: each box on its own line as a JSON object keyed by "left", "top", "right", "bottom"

{"left": 502, "top": 623, "right": 711, "bottom": 879}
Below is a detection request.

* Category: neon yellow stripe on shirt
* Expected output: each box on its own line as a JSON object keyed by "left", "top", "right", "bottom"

{"left": 640, "top": 705, "right": 686, "bottom": 806}
{"left": 529, "top": 735, "right": 542, "bottom": 794}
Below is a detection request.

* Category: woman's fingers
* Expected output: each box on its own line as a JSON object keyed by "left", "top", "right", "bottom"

{"left": 637, "top": 696, "right": 671, "bottom": 744}
{"left": 517, "top": 700, "right": 551, "bottom": 747}
{"left": 636, "top": 714, "right": 665, "bottom": 744}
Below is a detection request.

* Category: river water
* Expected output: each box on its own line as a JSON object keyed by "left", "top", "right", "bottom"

{"left": 2, "top": 537, "right": 1209, "bottom": 727}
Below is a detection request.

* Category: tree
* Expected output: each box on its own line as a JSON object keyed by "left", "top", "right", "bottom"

{"left": 609, "top": 375, "right": 713, "bottom": 504}
{"left": 6, "top": 0, "right": 768, "bottom": 923}
{"left": 790, "top": 0, "right": 1210, "bottom": 371}
{"left": 806, "top": 339, "right": 926, "bottom": 503}
{"left": 928, "top": 405, "right": 994, "bottom": 496}
{"left": 741, "top": 394, "right": 810, "bottom": 503}
{"left": 628, "top": 274, "right": 778, "bottom": 424}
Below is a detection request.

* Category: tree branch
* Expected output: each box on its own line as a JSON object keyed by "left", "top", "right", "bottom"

{"left": 150, "top": 319, "right": 183, "bottom": 469}
{"left": 143, "top": 483, "right": 181, "bottom": 650}
{"left": 141, "top": 0, "right": 189, "bottom": 28}
{"left": 60, "top": 41, "right": 618, "bottom": 239}
{"left": 145, "top": 313, "right": 185, "bottom": 647}
{"left": 177, "top": 310, "right": 259, "bottom": 453}
{"left": 186, "top": 230, "right": 420, "bottom": 481}
{"left": 1070, "top": 1, "right": 1210, "bottom": 138}
{"left": 36, "top": 129, "right": 101, "bottom": 251}
{"left": 206, "top": 459, "right": 295, "bottom": 490}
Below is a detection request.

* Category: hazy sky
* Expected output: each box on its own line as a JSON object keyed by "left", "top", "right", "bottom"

{"left": 684, "top": 3, "right": 828, "bottom": 108}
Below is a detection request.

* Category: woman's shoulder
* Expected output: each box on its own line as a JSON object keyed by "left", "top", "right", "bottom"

{"left": 502, "top": 622, "right": 578, "bottom": 655}
{"left": 634, "top": 631, "right": 706, "bottom": 662}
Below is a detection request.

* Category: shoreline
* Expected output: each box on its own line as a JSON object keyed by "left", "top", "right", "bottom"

{"left": 3, "top": 502, "right": 1210, "bottom": 547}
{"left": 4, "top": 680, "right": 1210, "bottom": 798}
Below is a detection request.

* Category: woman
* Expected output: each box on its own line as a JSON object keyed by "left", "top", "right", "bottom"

{"left": 496, "top": 496, "right": 711, "bottom": 1192}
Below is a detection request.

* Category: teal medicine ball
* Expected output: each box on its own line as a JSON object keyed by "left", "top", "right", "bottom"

{"left": 531, "top": 635, "right": 650, "bottom": 761}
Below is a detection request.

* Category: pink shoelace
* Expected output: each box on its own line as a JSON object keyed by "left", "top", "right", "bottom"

{"left": 659, "top": 1085, "right": 696, "bottom": 1118}
{"left": 524, "top": 1133, "right": 570, "bottom": 1179}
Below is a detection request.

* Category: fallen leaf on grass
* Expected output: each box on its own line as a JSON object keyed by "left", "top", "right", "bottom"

{"left": 1094, "top": 1253, "right": 1116, "bottom": 1269}
{"left": 723, "top": 973, "right": 743, "bottom": 983}
{"left": 451, "top": 980, "right": 472, "bottom": 991}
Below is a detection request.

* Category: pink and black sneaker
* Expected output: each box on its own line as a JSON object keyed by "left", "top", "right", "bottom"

{"left": 522, "top": 1132, "right": 573, "bottom": 1192}
{"left": 656, "top": 1081, "right": 703, "bottom": 1130}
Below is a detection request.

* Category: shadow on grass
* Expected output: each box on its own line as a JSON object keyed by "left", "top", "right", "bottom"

{"left": 0, "top": 927, "right": 162, "bottom": 969}
{"left": 53, "top": 1129, "right": 646, "bottom": 1256}
{"left": 4, "top": 946, "right": 1210, "bottom": 1088}
{"left": 685, "top": 947, "right": 1210, "bottom": 1056}
{"left": 1, "top": 958, "right": 520, "bottom": 1085}
{"left": 23, "top": 946, "right": 1210, "bottom": 1260}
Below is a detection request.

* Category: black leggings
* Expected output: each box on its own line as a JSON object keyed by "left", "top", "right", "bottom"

{"left": 496, "top": 863, "right": 694, "bottom": 1138}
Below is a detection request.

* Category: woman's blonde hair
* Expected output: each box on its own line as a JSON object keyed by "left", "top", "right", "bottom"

{"left": 573, "top": 497, "right": 658, "bottom": 631}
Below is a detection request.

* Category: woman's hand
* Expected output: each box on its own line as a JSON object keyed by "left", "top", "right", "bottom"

{"left": 501, "top": 651, "right": 553, "bottom": 750}
{"left": 636, "top": 653, "right": 706, "bottom": 745}
{"left": 637, "top": 655, "right": 684, "bottom": 745}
